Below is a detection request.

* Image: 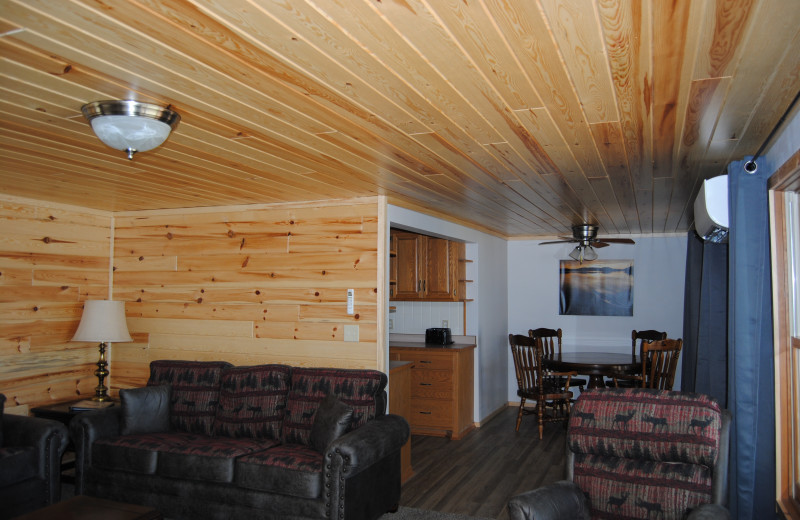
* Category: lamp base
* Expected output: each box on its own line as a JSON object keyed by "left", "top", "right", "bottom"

{"left": 93, "top": 341, "right": 110, "bottom": 402}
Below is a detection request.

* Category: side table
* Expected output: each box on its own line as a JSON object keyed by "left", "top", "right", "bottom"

{"left": 31, "top": 399, "right": 117, "bottom": 483}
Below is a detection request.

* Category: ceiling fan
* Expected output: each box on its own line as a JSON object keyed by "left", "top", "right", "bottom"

{"left": 539, "top": 224, "right": 635, "bottom": 263}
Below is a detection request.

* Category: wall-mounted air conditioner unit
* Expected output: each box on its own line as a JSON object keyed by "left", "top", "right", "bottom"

{"left": 694, "top": 175, "right": 729, "bottom": 243}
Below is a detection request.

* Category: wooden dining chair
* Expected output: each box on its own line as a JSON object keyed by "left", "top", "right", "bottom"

{"left": 529, "top": 328, "right": 587, "bottom": 392}
{"left": 612, "top": 338, "right": 683, "bottom": 390}
{"left": 509, "top": 334, "right": 576, "bottom": 439}
{"left": 611, "top": 329, "right": 668, "bottom": 388}
{"left": 632, "top": 329, "right": 668, "bottom": 356}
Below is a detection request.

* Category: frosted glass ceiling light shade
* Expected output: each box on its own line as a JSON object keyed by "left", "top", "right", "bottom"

{"left": 72, "top": 300, "right": 132, "bottom": 401}
{"left": 568, "top": 244, "right": 597, "bottom": 263}
{"left": 82, "top": 100, "right": 180, "bottom": 160}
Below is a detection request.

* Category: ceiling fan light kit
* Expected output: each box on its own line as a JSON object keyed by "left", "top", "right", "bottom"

{"left": 541, "top": 224, "right": 634, "bottom": 263}
{"left": 82, "top": 100, "right": 181, "bottom": 160}
{"left": 569, "top": 244, "right": 598, "bottom": 263}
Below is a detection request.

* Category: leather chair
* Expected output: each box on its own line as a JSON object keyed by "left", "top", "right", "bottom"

{"left": 507, "top": 388, "right": 731, "bottom": 520}
{"left": 0, "top": 394, "right": 69, "bottom": 519}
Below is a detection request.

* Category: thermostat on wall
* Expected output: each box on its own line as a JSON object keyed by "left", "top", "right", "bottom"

{"left": 347, "top": 289, "right": 354, "bottom": 315}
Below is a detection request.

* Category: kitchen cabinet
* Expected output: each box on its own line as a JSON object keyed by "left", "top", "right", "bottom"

{"left": 389, "top": 360, "right": 414, "bottom": 483}
{"left": 389, "top": 344, "right": 475, "bottom": 440}
{"left": 390, "top": 229, "right": 467, "bottom": 302}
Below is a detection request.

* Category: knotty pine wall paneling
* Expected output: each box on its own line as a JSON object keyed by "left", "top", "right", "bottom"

{"left": 111, "top": 199, "right": 381, "bottom": 390}
{"left": 0, "top": 195, "right": 112, "bottom": 411}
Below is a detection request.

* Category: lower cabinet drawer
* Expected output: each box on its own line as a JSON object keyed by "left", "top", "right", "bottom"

{"left": 409, "top": 398, "right": 454, "bottom": 428}
{"left": 411, "top": 370, "right": 453, "bottom": 399}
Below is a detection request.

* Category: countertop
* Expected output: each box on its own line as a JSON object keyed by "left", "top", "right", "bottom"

{"left": 389, "top": 360, "right": 413, "bottom": 372}
{"left": 389, "top": 341, "right": 476, "bottom": 351}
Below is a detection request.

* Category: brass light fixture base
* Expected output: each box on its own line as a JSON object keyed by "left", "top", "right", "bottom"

{"left": 91, "top": 341, "right": 110, "bottom": 401}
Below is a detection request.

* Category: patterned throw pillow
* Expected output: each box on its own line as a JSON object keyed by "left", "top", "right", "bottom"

{"left": 213, "top": 364, "right": 291, "bottom": 440}
{"left": 282, "top": 368, "right": 386, "bottom": 446}
{"left": 148, "top": 360, "right": 232, "bottom": 436}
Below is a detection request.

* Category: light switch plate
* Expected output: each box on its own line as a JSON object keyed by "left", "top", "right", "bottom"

{"left": 442, "top": 320, "right": 449, "bottom": 328}
{"left": 344, "top": 324, "right": 359, "bottom": 342}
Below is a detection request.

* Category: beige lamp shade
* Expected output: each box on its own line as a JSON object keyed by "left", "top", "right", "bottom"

{"left": 72, "top": 300, "right": 132, "bottom": 343}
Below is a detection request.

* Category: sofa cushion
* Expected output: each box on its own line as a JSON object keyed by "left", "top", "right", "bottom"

{"left": 0, "top": 446, "right": 37, "bottom": 486}
{"left": 92, "top": 432, "right": 190, "bottom": 475}
{"left": 157, "top": 434, "right": 278, "bottom": 483}
{"left": 283, "top": 368, "right": 387, "bottom": 445}
{"left": 309, "top": 394, "right": 353, "bottom": 453}
{"left": 213, "top": 364, "right": 291, "bottom": 440}
{"left": 235, "top": 444, "right": 324, "bottom": 499}
{"left": 148, "top": 360, "right": 232, "bottom": 435}
{"left": 568, "top": 388, "right": 722, "bottom": 467}
{"left": 120, "top": 385, "right": 171, "bottom": 435}
{"left": 573, "top": 453, "right": 714, "bottom": 519}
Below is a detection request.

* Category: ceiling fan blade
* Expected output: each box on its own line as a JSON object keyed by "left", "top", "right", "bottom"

{"left": 592, "top": 241, "right": 611, "bottom": 248}
{"left": 596, "top": 238, "right": 636, "bottom": 244}
{"left": 539, "top": 239, "right": 577, "bottom": 245}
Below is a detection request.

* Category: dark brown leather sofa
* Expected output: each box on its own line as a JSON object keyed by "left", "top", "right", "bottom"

{"left": 70, "top": 361, "right": 409, "bottom": 520}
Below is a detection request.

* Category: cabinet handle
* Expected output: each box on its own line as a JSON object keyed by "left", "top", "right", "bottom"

{"left": 419, "top": 411, "right": 432, "bottom": 415}
{"left": 417, "top": 280, "right": 421, "bottom": 292}
{"left": 420, "top": 360, "right": 432, "bottom": 364}
{"left": 419, "top": 383, "right": 432, "bottom": 386}
{"left": 423, "top": 280, "right": 426, "bottom": 292}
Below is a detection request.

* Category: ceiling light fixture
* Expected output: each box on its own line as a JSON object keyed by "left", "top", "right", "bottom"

{"left": 82, "top": 100, "right": 181, "bottom": 160}
{"left": 568, "top": 244, "right": 597, "bottom": 263}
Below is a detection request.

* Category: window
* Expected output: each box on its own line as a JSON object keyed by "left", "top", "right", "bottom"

{"left": 770, "top": 155, "right": 800, "bottom": 519}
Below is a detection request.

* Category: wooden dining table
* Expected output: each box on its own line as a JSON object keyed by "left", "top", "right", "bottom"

{"left": 542, "top": 351, "right": 639, "bottom": 389}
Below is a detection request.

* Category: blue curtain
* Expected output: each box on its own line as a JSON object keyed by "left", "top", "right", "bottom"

{"left": 681, "top": 232, "right": 728, "bottom": 406}
{"left": 726, "top": 158, "right": 776, "bottom": 519}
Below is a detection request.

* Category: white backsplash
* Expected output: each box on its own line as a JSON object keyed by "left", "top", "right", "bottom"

{"left": 389, "top": 301, "right": 465, "bottom": 334}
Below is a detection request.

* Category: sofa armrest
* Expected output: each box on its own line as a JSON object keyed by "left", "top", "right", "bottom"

{"left": 507, "top": 480, "right": 590, "bottom": 520}
{"left": 326, "top": 414, "right": 409, "bottom": 473}
{"left": 324, "top": 414, "right": 409, "bottom": 520}
{"left": 69, "top": 407, "right": 122, "bottom": 495}
{"left": 3, "top": 414, "right": 69, "bottom": 504}
{"left": 687, "top": 504, "right": 730, "bottom": 520}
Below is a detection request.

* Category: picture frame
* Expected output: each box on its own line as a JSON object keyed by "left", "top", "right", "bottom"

{"left": 559, "top": 260, "right": 634, "bottom": 316}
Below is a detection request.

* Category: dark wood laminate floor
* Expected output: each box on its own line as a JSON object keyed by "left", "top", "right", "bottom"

{"left": 399, "top": 406, "right": 568, "bottom": 519}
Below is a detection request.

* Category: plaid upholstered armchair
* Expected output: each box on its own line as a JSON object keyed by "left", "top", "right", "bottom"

{"left": 507, "top": 388, "right": 731, "bottom": 520}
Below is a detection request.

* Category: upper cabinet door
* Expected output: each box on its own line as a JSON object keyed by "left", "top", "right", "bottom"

{"left": 391, "top": 229, "right": 466, "bottom": 302}
{"left": 424, "top": 237, "right": 456, "bottom": 300}
{"left": 393, "top": 231, "right": 425, "bottom": 300}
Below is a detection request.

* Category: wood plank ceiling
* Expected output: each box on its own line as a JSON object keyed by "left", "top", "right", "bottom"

{"left": 1, "top": 0, "right": 798, "bottom": 238}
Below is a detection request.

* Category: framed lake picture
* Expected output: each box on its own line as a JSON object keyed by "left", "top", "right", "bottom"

{"left": 559, "top": 260, "right": 633, "bottom": 316}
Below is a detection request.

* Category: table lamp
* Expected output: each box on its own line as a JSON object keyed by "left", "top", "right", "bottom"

{"left": 72, "top": 300, "right": 132, "bottom": 401}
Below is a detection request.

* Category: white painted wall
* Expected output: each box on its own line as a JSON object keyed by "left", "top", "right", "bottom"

{"left": 387, "top": 205, "right": 509, "bottom": 422}
{"left": 507, "top": 235, "right": 688, "bottom": 401}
